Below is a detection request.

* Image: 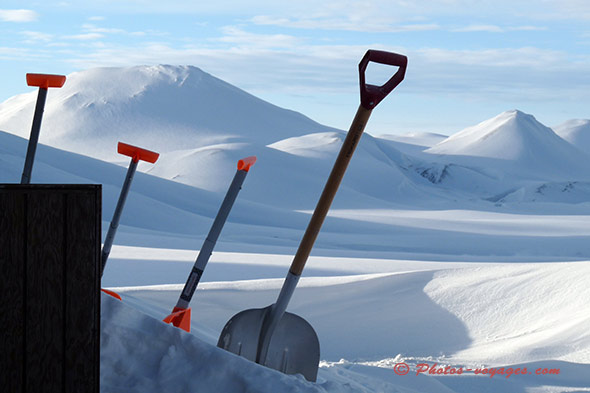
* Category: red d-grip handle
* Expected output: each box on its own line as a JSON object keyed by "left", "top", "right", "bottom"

{"left": 237, "top": 156, "right": 257, "bottom": 172}
{"left": 26, "top": 73, "right": 66, "bottom": 89}
{"left": 359, "top": 50, "right": 407, "bottom": 110}
{"left": 117, "top": 142, "right": 160, "bottom": 163}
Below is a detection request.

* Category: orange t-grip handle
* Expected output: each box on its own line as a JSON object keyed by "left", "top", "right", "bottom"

{"left": 26, "top": 73, "right": 66, "bottom": 89}
{"left": 117, "top": 142, "right": 160, "bottom": 163}
{"left": 237, "top": 156, "right": 257, "bottom": 172}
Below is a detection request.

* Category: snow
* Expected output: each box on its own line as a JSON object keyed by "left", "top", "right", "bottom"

{"left": 553, "top": 118, "right": 590, "bottom": 155}
{"left": 426, "top": 110, "right": 590, "bottom": 180}
{"left": 2, "top": 65, "right": 590, "bottom": 392}
{"left": 377, "top": 132, "right": 448, "bottom": 156}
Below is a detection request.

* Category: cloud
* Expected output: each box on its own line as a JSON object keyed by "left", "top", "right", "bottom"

{"left": 61, "top": 34, "right": 590, "bottom": 102}
{"left": 413, "top": 47, "right": 565, "bottom": 69}
{"left": 0, "top": 9, "right": 39, "bottom": 22}
{"left": 0, "top": 46, "right": 39, "bottom": 60}
{"left": 452, "top": 24, "right": 505, "bottom": 33}
{"left": 64, "top": 33, "right": 104, "bottom": 40}
{"left": 251, "top": 14, "right": 439, "bottom": 32}
{"left": 452, "top": 24, "right": 547, "bottom": 33}
{"left": 216, "top": 26, "right": 302, "bottom": 49}
{"left": 21, "top": 31, "right": 53, "bottom": 43}
{"left": 82, "top": 23, "right": 126, "bottom": 34}
{"left": 537, "top": 0, "right": 590, "bottom": 20}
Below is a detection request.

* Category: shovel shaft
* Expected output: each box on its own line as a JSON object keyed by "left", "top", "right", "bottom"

{"left": 20, "top": 87, "right": 48, "bottom": 184}
{"left": 175, "top": 166, "right": 252, "bottom": 309}
{"left": 101, "top": 158, "right": 138, "bottom": 276}
{"left": 289, "top": 105, "right": 372, "bottom": 276}
{"left": 258, "top": 106, "right": 372, "bottom": 362}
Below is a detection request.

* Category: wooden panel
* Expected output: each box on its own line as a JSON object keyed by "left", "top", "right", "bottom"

{"left": 25, "top": 191, "right": 65, "bottom": 393}
{"left": 0, "top": 192, "right": 26, "bottom": 393}
{"left": 0, "top": 185, "right": 101, "bottom": 393}
{"left": 64, "top": 190, "right": 101, "bottom": 393}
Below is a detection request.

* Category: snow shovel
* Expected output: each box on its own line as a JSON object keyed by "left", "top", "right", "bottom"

{"left": 163, "top": 156, "right": 257, "bottom": 332}
{"left": 20, "top": 73, "right": 66, "bottom": 184}
{"left": 217, "top": 49, "right": 407, "bottom": 382}
{"left": 100, "top": 142, "right": 159, "bottom": 280}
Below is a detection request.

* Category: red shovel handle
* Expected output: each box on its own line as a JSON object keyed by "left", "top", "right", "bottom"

{"left": 26, "top": 73, "right": 66, "bottom": 89}
{"left": 117, "top": 142, "right": 160, "bottom": 163}
{"left": 359, "top": 50, "right": 407, "bottom": 110}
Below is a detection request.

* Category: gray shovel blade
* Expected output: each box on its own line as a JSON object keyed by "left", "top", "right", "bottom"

{"left": 217, "top": 306, "right": 320, "bottom": 382}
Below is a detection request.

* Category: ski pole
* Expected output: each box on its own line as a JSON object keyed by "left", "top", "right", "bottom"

{"left": 100, "top": 142, "right": 159, "bottom": 276}
{"left": 20, "top": 73, "right": 66, "bottom": 184}
{"left": 164, "top": 156, "right": 257, "bottom": 332}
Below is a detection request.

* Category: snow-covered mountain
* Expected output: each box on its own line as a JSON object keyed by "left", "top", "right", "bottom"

{"left": 426, "top": 110, "right": 590, "bottom": 179}
{"left": 0, "top": 65, "right": 434, "bottom": 206}
{"left": 3, "top": 66, "right": 590, "bottom": 242}
{"left": 553, "top": 118, "right": 590, "bottom": 155}
{"left": 3, "top": 67, "right": 590, "bottom": 205}
{"left": 0, "top": 65, "right": 335, "bottom": 159}
{"left": 0, "top": 65, "right": 345, "bottom": 194}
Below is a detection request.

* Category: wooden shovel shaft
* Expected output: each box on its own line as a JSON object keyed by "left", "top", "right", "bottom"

{"left": 289, "top": 105, "right": 372, "bottom": 276}
{"left": 257, "top": 105, "right": 373, "bottom": 366}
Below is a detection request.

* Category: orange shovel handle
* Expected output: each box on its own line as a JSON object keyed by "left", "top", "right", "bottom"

{"left": 26, "top": 73, "right": 66, "bottom": 89}
{"left": 117, "top": 142, "right": 160, "bottom": 163}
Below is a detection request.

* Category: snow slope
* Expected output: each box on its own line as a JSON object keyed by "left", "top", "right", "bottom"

{"left": 377, "top": 132, "right": 448, "bottom": 156}
{"left": 6, "top": 128, "right": 590, "bottom": 269}
{"left": 104, "top": 257, "right": 590, "bottom": 393}
{"left": 554, "top": 118, "right": 590, "bottom": 155}
{"left": 111, "top": 252, "right": 590, "bottom": 365}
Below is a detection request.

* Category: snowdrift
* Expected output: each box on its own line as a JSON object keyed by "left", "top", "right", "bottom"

{"left": 104, "top": 261, "right": 590, "bottom": 393}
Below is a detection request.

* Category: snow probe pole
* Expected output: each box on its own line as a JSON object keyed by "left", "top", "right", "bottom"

{"left": 20, "top": 73, "right": 66, "bottom": 184}
{"left": 164, "top": 156, "right": 257, "bottom": 332}
{"left": 100, "top": 142, "right": 159, "bottom": 277}
{"left": 217, "top": 50, "right": 407, "bottom": 382}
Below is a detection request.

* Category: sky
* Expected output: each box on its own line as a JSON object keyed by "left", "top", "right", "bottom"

{"left": 1, "top": 0, "right": 590, "bottom": 136}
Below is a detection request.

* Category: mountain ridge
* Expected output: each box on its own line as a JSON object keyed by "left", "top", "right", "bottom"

{"left": 0, "top": 65, "right": 338, "bottom": 162}
{"left": 1, "top": 65, "right": 590, "bottom": 206}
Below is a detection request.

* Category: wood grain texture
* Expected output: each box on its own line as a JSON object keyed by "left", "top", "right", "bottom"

{"left": 0, "top": 192, "right": 26, "bottom": 393}
{"left": 0, "top": 185, "right": 101, "bottom": 393}
{"left": 25, "top": 191, "right": 65, "bottom": 392}
{"left": 64, "top": 190, "right": 101, "bottom": 393}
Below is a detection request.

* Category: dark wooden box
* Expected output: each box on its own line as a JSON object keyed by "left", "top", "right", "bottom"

{"left": 0, "top": 185, "right": 101, "bottom": 393}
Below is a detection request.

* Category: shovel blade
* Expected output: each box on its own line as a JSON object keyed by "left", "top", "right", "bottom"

{"left": 217, "top": 306, "right": 320, "bottom": 382}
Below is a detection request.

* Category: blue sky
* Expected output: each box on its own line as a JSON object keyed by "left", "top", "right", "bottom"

{"left": 1, "top": 1, "right": 590, "bottom": 135}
